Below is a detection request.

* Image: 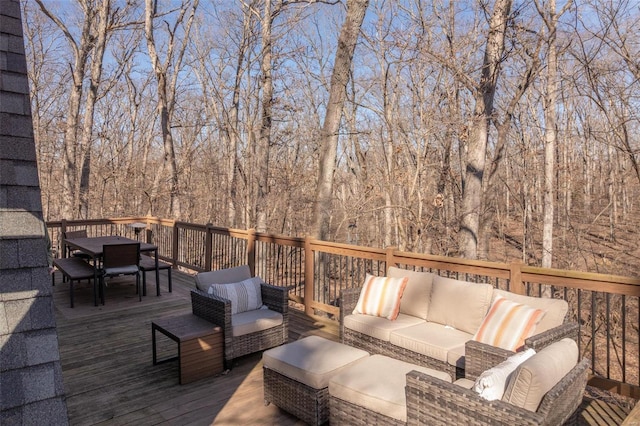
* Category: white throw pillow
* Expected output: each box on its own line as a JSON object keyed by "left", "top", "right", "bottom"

{"left": 473, "top": 348, "right": 536, "bottom": 401}
{"left": 208, "top": 276, "right": 263, "bottom": 314}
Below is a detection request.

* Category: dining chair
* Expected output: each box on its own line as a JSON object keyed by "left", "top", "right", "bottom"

{"left": 100, "top": 243, "right": 141, "bottom": 303}
{"left": 63, "top": 229, "right": 93, "bottom": 262}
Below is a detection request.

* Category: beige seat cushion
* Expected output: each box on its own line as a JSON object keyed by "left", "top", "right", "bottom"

{"left": 389, "top": 322, "right": 472, "bottom": 364}
{"left": 388, "top": 266, "right": 434, "bottom": 320}
{"left": 195, "top": 265, "right": 252, "bottom": 291}
{"left": 447, "top": 343, "right": 466, "bottom": 369}
{"left": 329, "top": 354, "right": 451, "bottom": 422}
{"left": 502, "top": 338, "right": 578, "bottom": 411}
{"left": 343, "top": 313, "right": 424, "bottom": 342}
{"left": 231, "top": 308, "right": 282, "bottom": 337}
{"left": 263, "top": 336, "right": 369, "bottom": 389}
{"left": 427, "top": 276, "right": 493, "bottom": 334}
{"left": 493, "top": 289, "right": 568, "bottom": 334}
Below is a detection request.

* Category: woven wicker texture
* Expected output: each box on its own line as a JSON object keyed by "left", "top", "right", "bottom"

{"left": 263, "top": 366, "right": 329, "bottom": 426}
{"left": 191, "top": 284, "right": 288, "bottom": 366}
{"left": 405, "top": 357, "right": 589, "bottom": 426}
{"left": 330, "top": 395, "right": 405, "bottom": 426}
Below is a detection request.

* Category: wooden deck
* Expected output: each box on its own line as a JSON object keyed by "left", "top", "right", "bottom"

{"left": 52, "top": 268, "right": 636, "bottom": 425}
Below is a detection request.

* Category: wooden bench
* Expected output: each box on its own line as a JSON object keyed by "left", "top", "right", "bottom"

{"left": 139, "top": 255, "right": 172, "bottom": 296}
{"left": 52, "top": 257, "right": 96, "bottom": 308}
{"left": 152, "top": 313, "right": 223, "bottom": 384}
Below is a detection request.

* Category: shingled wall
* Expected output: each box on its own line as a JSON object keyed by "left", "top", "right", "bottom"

{"left": 0, "top": 0, "right": 69, "bottom": 423}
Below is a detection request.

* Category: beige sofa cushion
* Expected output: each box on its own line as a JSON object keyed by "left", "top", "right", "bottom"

{"left": 343, "top": 313, "right": 424, "bottom": 342}
{"left": 427, "top": 276, "right": 493, "bottom": 334}
{"left": 389, "top": 322, "right": 472, "bottom": 364}
{"left": 493, "top": 289, "right": 568, "bottom": 334}
{"left": 502, "top": 338, "right": 578, "bottom": 411}
{"left": 388, "top": 266, "right": 434, "bottom": 320}
{"left": 195, "top": 265, "right": 252, "bottom": 291}
{"left": 231, "top": 308, "right": 282, "bottom": 337}
{"left": 329, "top": 354, "right": 451, "bottom": 422}
{"left": 263, "top": 336, "right": 369, "bottom": 389}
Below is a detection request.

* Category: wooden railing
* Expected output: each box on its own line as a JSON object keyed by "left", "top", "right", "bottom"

{"left": 46, "top": 216, "right": 640, "bottom": 398}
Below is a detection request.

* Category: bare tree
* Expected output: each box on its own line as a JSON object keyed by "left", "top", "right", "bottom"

{"left": 144, "top": 0, "right": 199, "bottom": 218}
{"left": 459, "top": 0, "right": 512, "bottom": 259}
{"left": 311, "top": 0, "right": 369, "bottom": 240}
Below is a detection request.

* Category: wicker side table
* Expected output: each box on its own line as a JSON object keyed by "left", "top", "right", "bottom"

{"left": 152, "top": 313, "right": 223, "bottom": 384}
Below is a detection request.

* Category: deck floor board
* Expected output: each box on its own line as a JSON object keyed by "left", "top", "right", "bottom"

{"left": 51, "top": 268, "right": 634, "bottom": 425}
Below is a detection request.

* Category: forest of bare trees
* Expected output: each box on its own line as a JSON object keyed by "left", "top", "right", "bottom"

{"left": 23, "top": 0, "right": 640, "bottom": 277}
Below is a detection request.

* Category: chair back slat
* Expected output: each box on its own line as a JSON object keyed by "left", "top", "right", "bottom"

{"left": 64, "top": 229, "right": 88, "bottom": 239}
{"left": 102, "top": 243, "right": 140, "bottom": 268}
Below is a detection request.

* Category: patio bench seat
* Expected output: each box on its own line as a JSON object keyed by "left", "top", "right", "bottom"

{"left": 52, "top": 257, "right": 96, "bottom": 308}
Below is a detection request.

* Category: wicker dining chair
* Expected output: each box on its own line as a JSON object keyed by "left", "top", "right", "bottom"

{"left": 100, "top": 243, "right": 141, "bottom": 304}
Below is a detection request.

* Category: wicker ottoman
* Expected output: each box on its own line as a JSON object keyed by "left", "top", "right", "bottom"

{"left": 329, "top": 354, "right": 452, "bottom": 425}
{"left": 263, "top": 336, "right": 370, "bottom": 425}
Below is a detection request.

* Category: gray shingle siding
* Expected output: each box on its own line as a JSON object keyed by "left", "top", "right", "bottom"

{"left": 0, "top": 0, "right": 69, "bottom": 423}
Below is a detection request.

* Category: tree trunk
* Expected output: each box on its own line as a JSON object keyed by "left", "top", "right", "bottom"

{"left": 79, "top": 0, "right": 111, "bottom": 219}
{"left": 35, "top": 0, "right": 94, "bottom": 219}
{"left": 459, "top": 0, "right": 512, "bottom": 259}
{"left": 144, "top": 0, "right": 198, "bottom": 219}
{"left": 311, "top": 0, "right": 369, "bottom": 240}
{"left": 255, "top": 0, "right": 273, "bottom": 233}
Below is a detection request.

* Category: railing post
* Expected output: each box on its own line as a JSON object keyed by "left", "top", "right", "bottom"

{"left": 510, "top": 261, "right": 525, "bottom": 295}
{"left": 60, "top": 219, "right": 68, "bottom": 258}
{"left": 304, "top": 236, "right": 315, "bottom": 316}
{"left": 386, "top": 246, "right": 398, "bottom": 271}
{"left": 172, "top": 221, "right": 179, "bottom": 268}
{"left": 247, "top": 228, "right": 256, "bottom": 277}
{"left": 205, "top": 223, "right": 213, "bottom": 271}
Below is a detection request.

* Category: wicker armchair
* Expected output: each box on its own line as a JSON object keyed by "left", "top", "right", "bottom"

{"left": 405, "top": 356, "right": 589, "bottom": 426}
{"left": 191, "top": 267, "right": 289, "bottom": 368}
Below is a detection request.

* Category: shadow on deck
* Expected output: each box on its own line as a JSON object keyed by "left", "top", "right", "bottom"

{"left": 51, "top": 268, "right": 635, "bottom": 425}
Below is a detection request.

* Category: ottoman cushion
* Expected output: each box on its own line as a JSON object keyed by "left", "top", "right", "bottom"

{"left": 263, "top": 336, "right": 369, "bottom": 389}
{"left": 329, "top": 354, "right": 452, "bottom": 422}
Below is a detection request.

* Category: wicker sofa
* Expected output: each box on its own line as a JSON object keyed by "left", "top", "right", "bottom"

{"left": 192, "top": 265, "right": 289, "bottom": 368}
{"left": 340, "top": 266, "right": 578, "bottom": 378}
{"left": 405, "top": 338, "right": 589, "bottom": 425}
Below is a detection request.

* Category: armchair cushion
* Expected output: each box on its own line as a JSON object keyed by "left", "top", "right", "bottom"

{"left": 353, "top": 274, "right": 408, "bottom": 320}
{"left": 473, "top": 296, "right": 545, "bottom": 351}
{"left": 426, "top": 275, "right": 493, "bottom": 334}
{"left": 472, "top": 348, "right": 536, "bottom": 400}
{"left": 231, "top": 308, "right": 283, "bottom": 337}
{"left": 502, "top": 338, "right": 579, "bottom": 411}
{"left": 195, "top": 265, "right": 252, "bottom": 292}
{"left": 208, "top": 277, "right": 263, "bottom": 314}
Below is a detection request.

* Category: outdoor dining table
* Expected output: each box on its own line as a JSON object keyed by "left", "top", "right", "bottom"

{"left": 64, "top": 235, "right": 159, "bottom": 306}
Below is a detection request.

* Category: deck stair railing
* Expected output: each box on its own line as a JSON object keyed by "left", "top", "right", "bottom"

{"left": 46, "top": 216, "right": 640, "bottom": 399}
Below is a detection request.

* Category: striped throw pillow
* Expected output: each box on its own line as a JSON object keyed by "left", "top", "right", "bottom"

{"left": 353, "top": 274, "right": 408, "bottom": 320}
{"left": 473, "top": 296, "right": 545, "bottom": 351}
{"left": 208, "top": 277, "right": 263, "bottom": 314}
